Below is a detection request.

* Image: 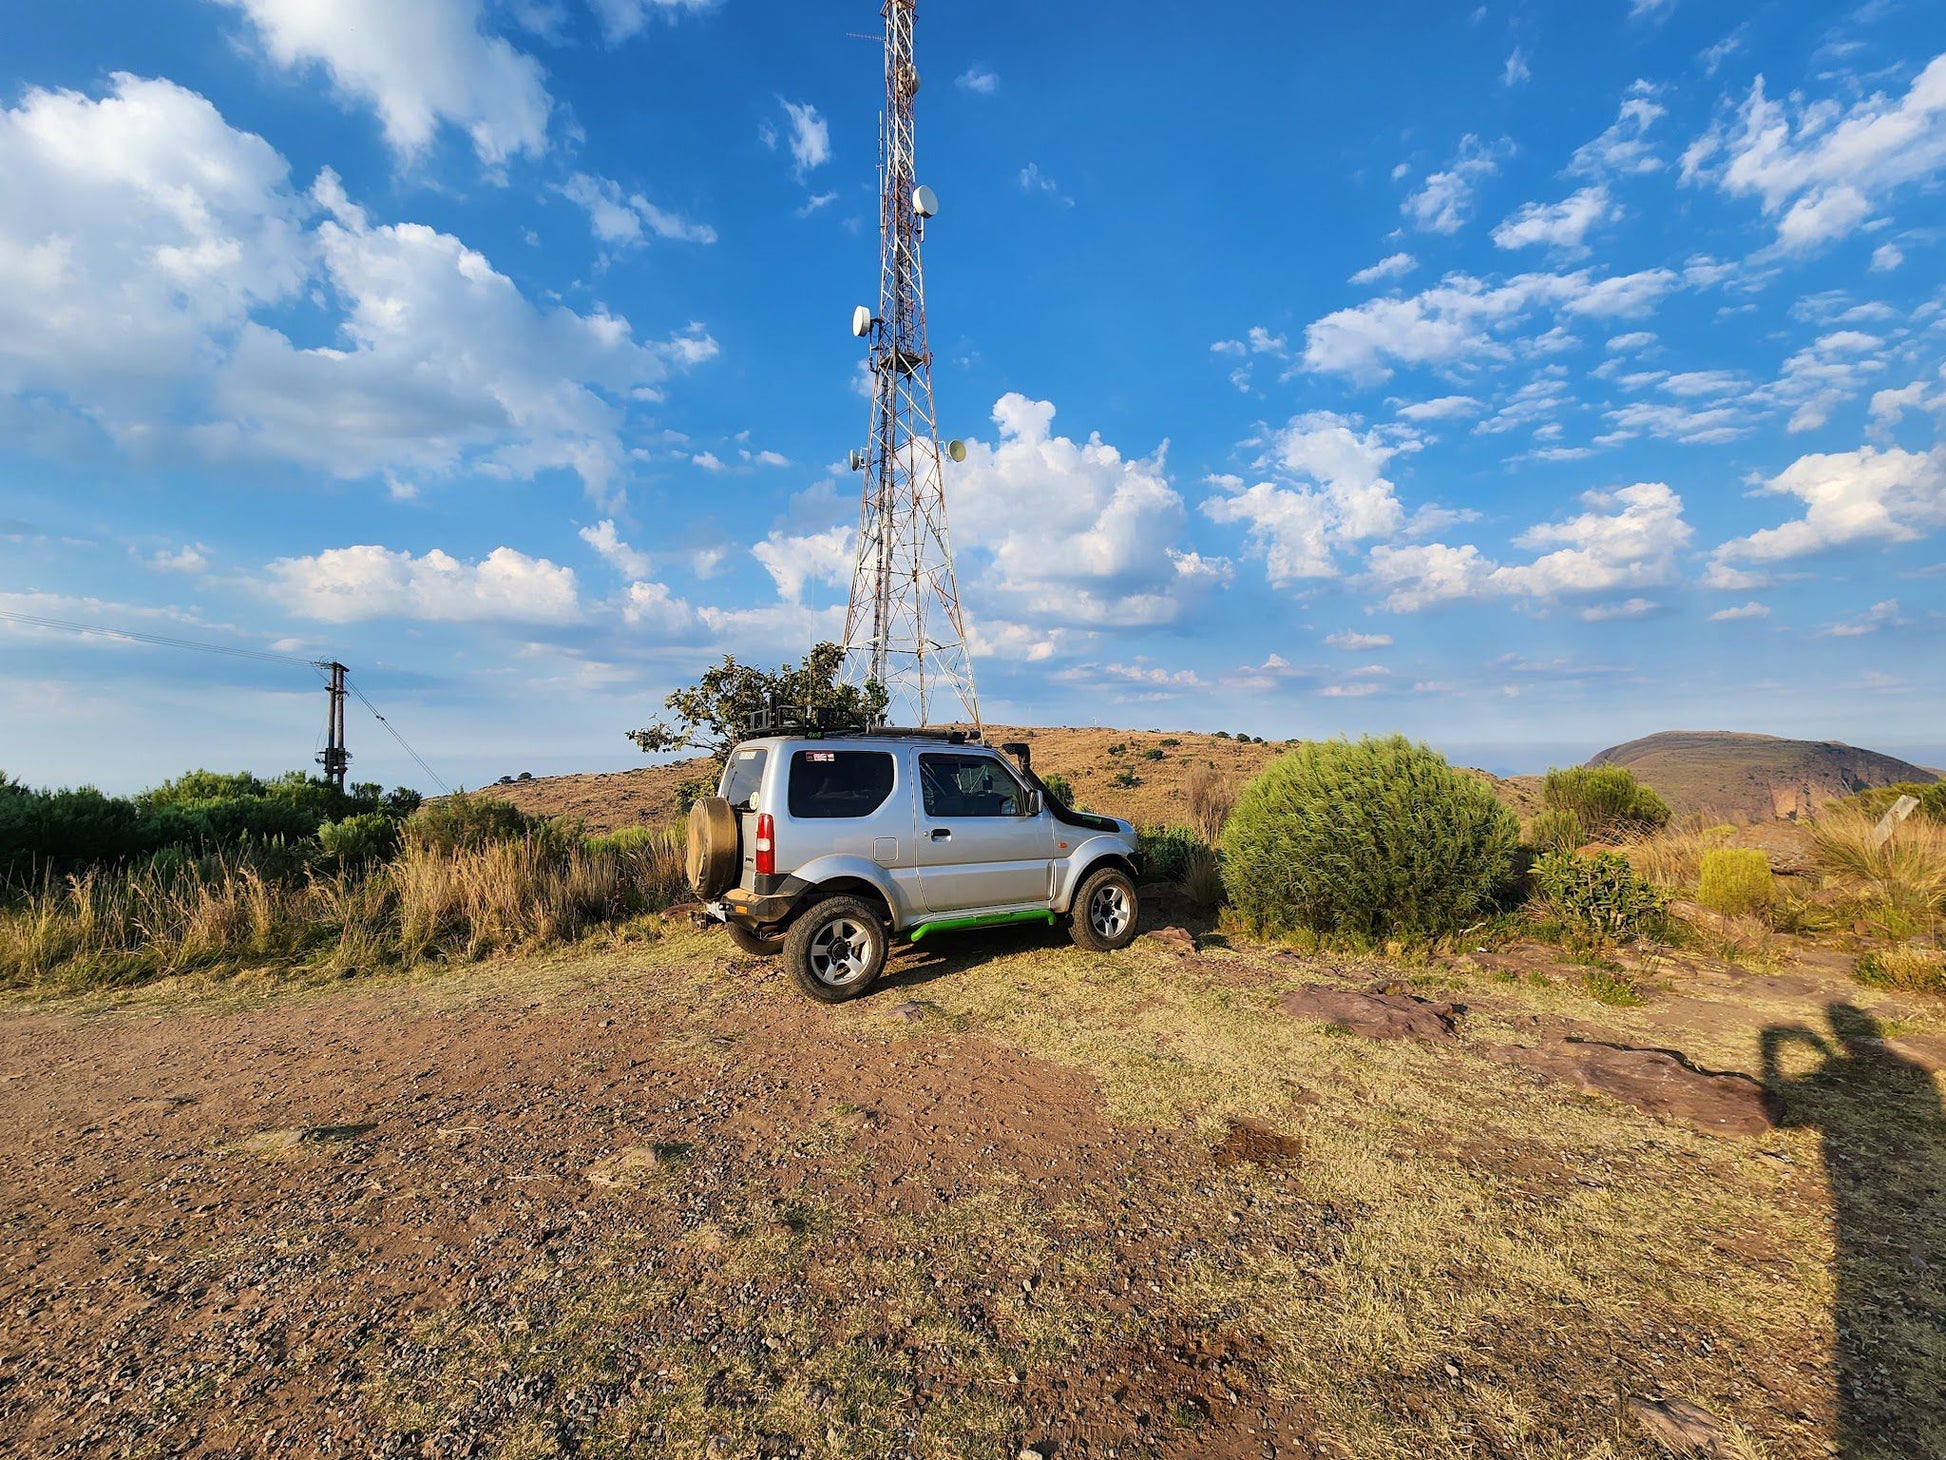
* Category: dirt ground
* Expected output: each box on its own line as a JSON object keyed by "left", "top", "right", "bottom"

{"left": 5, "top": 906, "right": 1944, "bottom": 1460}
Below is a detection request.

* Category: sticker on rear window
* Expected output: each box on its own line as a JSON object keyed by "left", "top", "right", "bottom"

{"left": 805, "top": 750, "right": 835, "bottom": 762}
{"left": 738, "top": 749, "right": 759, "bottom": 760}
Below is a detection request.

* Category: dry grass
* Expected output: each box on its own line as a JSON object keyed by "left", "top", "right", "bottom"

{"left": 0, "top": 826, "right": 689, "bottom": 992}
{"left": 1182, "top": 762, "right": 1239, "bottom": 844}
{"left": 1810, "top": 808, "right": 1946, "bottom": 934}
{"left": 1618, "top": 819, "right": 1738, "bottom": 893}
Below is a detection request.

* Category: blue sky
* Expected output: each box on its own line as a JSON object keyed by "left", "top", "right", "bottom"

{"left": 2, "top": 0, "right": 1943, "bottom": 793}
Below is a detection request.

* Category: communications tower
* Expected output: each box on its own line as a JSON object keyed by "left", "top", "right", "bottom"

{"left": 841, "top": 0, "right": 979, "bottom": 728}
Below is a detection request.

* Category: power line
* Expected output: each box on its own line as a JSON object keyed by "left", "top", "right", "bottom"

{"left": 0, "top": 606, "right": 452, "bottom": 794}
{"left": 344, "top": 680, "right": 452, "bottom": 796}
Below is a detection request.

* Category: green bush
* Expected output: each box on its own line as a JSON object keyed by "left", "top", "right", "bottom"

{"left": 1530, "top": 851, "right": 1665, "bottom": 944}
{"left": 402, "top": 793, "right": 561, "bottom": 857}
{"left": 1541, "top": 766, "right": 1671, "bottom": 841}
{"left": 1140, "top": 748, "right": 1165, "bottom": 762}
{"left": 1137, "top": 826, "right": 1206, "bottom": 884}
{"left": 1846, "top": 781, "right": 1946, "bottom": 823}
{"left": 1528, "top": 808, "right": 1585, "bottom": 855}
{"left": 1219, "top": 735, "right": 1520, "bottom": 941}
{"left": 1109, "top": 769, "right": 1142, "bottom": 789}
{"left": 318, "top": 813, "right": 401, "bottom": 867}
{"left": 1039, "top": 772, "right": 1076, "bottom": 807}
{"left": 1106, "top": 743, "right": 1127, "bottom": 757}
{"left": 1696, "top": 847, "right": 1775, "bottom": 916}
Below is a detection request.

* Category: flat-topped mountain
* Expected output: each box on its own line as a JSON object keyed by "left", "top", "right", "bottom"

{"left": 1587, "top": 730, "right": 1938, "bottom": 820}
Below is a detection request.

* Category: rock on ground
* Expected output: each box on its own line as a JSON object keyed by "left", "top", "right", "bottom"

{"left": 1490, "top": 1040, "right": 1776, "bottom": 1138}
{"left": 1627, "top": 1395, "right": 1733, "bottom": 1455}
{"left": 1279, "top": 986, "right": 1461, "bottom": 1041}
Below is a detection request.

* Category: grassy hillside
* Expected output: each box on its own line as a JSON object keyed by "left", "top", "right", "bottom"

{"left": 1589, "top": 731, "right": 1938, "bottom": 821}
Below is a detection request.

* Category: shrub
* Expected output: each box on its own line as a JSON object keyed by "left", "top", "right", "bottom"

{"left": 1528, "top": 808, "right": 1585, "bottom": 855}
{"left": 319, "top": 813, "right": 400, "bottom": 867}
{"left": 1697, "top": 848, "right": 1775, "bottom": 916}
{"left": 1620, "top": 820, "right": 1734, "bottom": 891}
{"left": 402, "top": 793, "right": 555, "bottom": 857}
{"left": 1182, "top": 763, "right": 1236, "bottom": 844}
{"left": 1214, "top": 731, "right": 1232, "bottom": 740}
{"left": 1181, "top": 846, "right": 1225, "bottom": 909}
{"left": 1039, "top": 772, "right": 1076, "bottom": 808}
{"left": 1541, "top": 766, "right": 1671, "bottom": 841}
{"left": 1220, "top": 735, "right": 1520, "bottom": 941}
{"left": 1137, "top": 826, "right": 1205, "bottom": 884}
{"left": 1809, "top": 808, "right": 1946, "bottom": 927}
{"left": 1846, "top": 782, "right": 1946, "bottom": 823}
{"left": 1530, "top": 851, "right": 1665, "bottom": 944}
{"left": 1110, "top": 769, "right": 1142, "bottom": 789}
{"left": 1159, "top": 738, "right": 1180, "bottom": 748}
{"left": 1106, "top": 743, "right": 1127, "bottom": 757}
{"left": 1140, "top": 748, "right": 1165, "bottom": 762}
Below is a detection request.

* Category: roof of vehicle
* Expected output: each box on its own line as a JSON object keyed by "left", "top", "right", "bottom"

{"left": 731, "top": 730, "right": 997, "bottom": 752}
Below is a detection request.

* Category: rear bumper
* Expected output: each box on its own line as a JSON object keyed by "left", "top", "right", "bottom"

{"left": 714, "top": 877, "right": 813, "bottom": 931}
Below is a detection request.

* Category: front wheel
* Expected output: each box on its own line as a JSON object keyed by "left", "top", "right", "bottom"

{"left": 784, "top": 897, "right": 888, "bottom": 1003}
{"left": 724, "top": 922, "right": 784, "bottom": 957}
{"left": 1069, "top": 866, "right": 1140, "bottom": 952}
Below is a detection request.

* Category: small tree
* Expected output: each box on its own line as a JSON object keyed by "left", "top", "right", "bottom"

{"left": 625, "top": 642, "right": 889, "bottom": 768}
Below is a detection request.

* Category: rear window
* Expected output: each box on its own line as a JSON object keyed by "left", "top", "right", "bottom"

{"left": 720, "top": 747, "right": 768, "bottom": 809}
{"left": 788, "top": 750, "right": 896, "bottom": 820}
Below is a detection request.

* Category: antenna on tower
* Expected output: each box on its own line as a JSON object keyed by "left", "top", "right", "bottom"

{"left": 840, "top": 0, "right": 979, "bottom": 730}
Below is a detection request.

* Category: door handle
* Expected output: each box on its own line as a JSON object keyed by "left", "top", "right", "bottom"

{"left": 929, "top": 827, "right": 952, "bottom": 840}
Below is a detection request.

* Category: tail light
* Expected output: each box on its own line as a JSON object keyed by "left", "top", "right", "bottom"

{"left": 754, "top": 812, "right": 775, "bottom": 878}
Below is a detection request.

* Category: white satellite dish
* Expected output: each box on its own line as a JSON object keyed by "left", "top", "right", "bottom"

{"left": 850, "top": 305, "right": 872, "bottom": 338}
{"left": 913, "top": 185, "right": 939, "bottom": 219}
{"left": 946, "top": 438, "right": 967, "bottom": 463}
{"left": 848, "top": 448, "right": 867, "bottom": 472}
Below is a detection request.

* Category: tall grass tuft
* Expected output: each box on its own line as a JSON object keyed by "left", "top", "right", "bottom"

{"left": 1619, "top": 819, "right": 1736, "bottom": 893}
{"left": 1182, "top": 763, "right": 1237, "bottom": 844}
{"left": 1809, "top": 808, "right": 1946, "bottom": 932}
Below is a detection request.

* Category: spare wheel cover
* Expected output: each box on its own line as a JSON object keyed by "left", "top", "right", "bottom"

{"left": 686, "top": 796, "right": 740, "bottom": 898}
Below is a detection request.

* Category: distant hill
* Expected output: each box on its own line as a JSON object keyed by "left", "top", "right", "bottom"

{"left": 1586, "top": 731, "right": 1939, "bottom": 820}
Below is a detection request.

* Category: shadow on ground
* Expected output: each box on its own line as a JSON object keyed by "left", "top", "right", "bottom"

{"left": 1762, "top": 1004, "right": 1946, "bottom": 1459}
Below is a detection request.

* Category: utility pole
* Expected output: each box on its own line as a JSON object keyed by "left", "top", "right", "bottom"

{"left": 317, "top": 661, "right": 350, "bottom": 792}
{"left": 841, "top": 0, "right": 979, "bottom": 729}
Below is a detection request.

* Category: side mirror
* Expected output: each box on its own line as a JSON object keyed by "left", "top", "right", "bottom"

{"left": 1026, "top": 789, "right": 1043, "bottom": 817}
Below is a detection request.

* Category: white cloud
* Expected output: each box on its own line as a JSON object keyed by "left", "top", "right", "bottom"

{"left": 209, "top": 172, "right": 716, "bottom": 503}
{"left": 267, "top": 544, "right": 580, "bottom": 623}
{"left": 579, "top": 519, "right": 651, "bottom": 578}
{"left": 561, "top": 172, "right": 715, "bottom": 247}
{"left": 587, "top": 0, "right": 718, "bottom": 43}
{"left": 1019, "top": 162, "right": 1073, "bottom": 206}
{"left": 1326, "top": 630, "right": 1394, "bottom": 650}
{"left": 1349, "top": 253, "right": 1417, "bottom": 286}
{"left": 216, "top": 0, "right": 551, "bottom": 166}
{"left": 1821, "top": 598, "right": 1904, "bottom": 638}
{"left": 956, "top": 66, "right": 998, "bottom": 95}
{"left": 1303, "top": 268, "right": 1678, "bottom": 383}
{"left": 1364, "top": 483, "right": 1692, "bottom": 611}
{"left": 1606, "top": 331, "right": 1657, "bottom": 352}
{"left": 1402, "top": 134, "right": 1507, "bottom": 234}
{"left": 621, "top": 579, "right": 699, "bottom": 635}
{"left": 1579, "top": 597, "right": 1659, "bottom": 621}
{"left": 952, "top": 394, "right": 1221, "bottom": 626}
{"left": 1570, "top": 82, "right": 1667, "bottom": 177}
{"left": 1503, "top": 49, "right": 1531, "bottom": 87}
{"left": 1630, "top": 0, "right": 1677, "bottom": 19}
{"left": 777, "top": 100, "right": 830, "bottom": 178}
{"left": 151, "top": 545, "right": 210, "bottom": 574}
{"left": 1709, "top": 601, "right": 1770, "bottom": 621}
{"left": 1709, "top": 444, "right": 1946, "bottom": 569}
{"left": 1394, "top": 394, "right": 1484, "bottom": 421}
{"left": 1871, "top": 243, "right": 1904, "bottom": 272}
{"left": 794, "top": 192, "right": 838, "bottom": 218}
{"left": 751, "top": 524, "right": 853, "bottom": 603}
{"left": 1491, "top": 186, "right": 1618, "bottom": 253}
{"left": 1685, "top": 55, "right": 1946, "bottom": 250}
{"left": 1869, "top": 377, "right": 1945, "bottom": 431}
{"left": 1202, "top": 412, "right": 1410, "bottom": 584}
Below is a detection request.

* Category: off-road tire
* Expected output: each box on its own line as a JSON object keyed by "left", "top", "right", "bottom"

{"left": 724, "top": 922, "right": 784, "bottom": 957}
{"left": 784, "top": 896, "right": 888, "bottom": 1003}
{"left": 686, "top": 796, "right": 739, "bottom": 899}
{"left": 1069, "top": 865, "right": 1140, "bottom": 952}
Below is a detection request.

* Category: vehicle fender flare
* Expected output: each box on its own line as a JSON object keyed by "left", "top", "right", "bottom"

{"left": 789, "top": 854, "right": 915, "bottom": 930}
{"left": 1054, "top": 840, "right": 1141, "bottom": 914}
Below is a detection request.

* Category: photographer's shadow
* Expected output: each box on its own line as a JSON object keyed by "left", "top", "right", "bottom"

{"left": 1760, "top": 1004, "right": 1946, "bottom": 1458}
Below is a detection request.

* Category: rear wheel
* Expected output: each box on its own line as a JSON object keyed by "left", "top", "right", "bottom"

{"left": 724, "top": 921, "right": 784, "bottom": 957}
{"left": 1069, "top": 865, "right": 1140, "bottom": 952}
{"left": 784, "top": 896, "right": 888, "bottom": 1003}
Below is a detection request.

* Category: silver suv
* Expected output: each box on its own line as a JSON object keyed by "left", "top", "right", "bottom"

{"left": 686, "top": 730, "right": 1142, "bottom": 1002}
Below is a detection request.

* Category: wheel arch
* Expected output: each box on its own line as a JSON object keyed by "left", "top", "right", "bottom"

{"left": 1055, "top": 845, "right": 1140, "bottom": 914}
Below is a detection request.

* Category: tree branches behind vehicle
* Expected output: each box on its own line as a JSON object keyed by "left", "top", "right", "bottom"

{"left": 624, "top": 642, "right": 890, "bottom": 773}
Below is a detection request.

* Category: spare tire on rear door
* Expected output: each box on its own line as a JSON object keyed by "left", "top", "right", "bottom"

{"left": 686, "top": 796, "right": 740, "bottom": 899}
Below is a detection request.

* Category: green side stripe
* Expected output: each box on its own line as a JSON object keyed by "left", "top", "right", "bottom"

{"left": 906, "top": 909, "right": 1058, "bottom": 942}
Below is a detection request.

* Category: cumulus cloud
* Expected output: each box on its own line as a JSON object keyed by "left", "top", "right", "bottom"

{"left": 1491, "top": 186, "right": 1619, "bottom": 253}
{"left": 777, "top": 99, "right": 830, "bottom": 178}
{"left": 955, "top": 66, "right": 998, "bottom": 95}
{"left": 951, "top": 394, "right": 1223, "bottom": 626}
{"left": 216, "top": 0, "right": 551, "bottom": 166}
{"left": 561, "top": 172, "right": 715, "bottom": 247}
{"left": 1684, "top": 55, "right": 1946, "bottom": 250}
{"left": 1570, "top": 82, "right": 1667, "bottom": 177}
{"left": 1363, "top": 483, "right": 1692, "bottom": 612}
{"left": 1202, "top": 413, "right": 1411, "bottom": 584}
{"left": 1303, "top": 268, "right": 1678, "bottom": 383}
{"left": 1503, "top": 49, "right": 1531, "bottom": 87}
{"left": 1709, "top": 444, "right": 1946, "bottom": 572}
{"left": 579, "top": 519, "right": 651, "bottom": 578}
{"left": 1709, "top": 601, "right": 1770, "bottom": 621}
{"left": 1349, "top": 253, "right": 1416, "bottom": 286}
{"left": 1402, "top": 134, "right": 1508, "bottom": 234}
{"left": 266, "top": 544, "right": 581, "bottom": 623}
{"left": 751, "top": 524, "right": 853, "bottom": 603}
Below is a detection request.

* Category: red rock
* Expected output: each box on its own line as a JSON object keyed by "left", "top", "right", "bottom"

{"left": 1490, "top": 1040, "right": 1776, "bottom": 1138}
{"left": 1278, "top": 986, "right": 1459, "bottom": 1041}
{"left": 1627, "top": 1396, "right": 1732, "bottom": 1455}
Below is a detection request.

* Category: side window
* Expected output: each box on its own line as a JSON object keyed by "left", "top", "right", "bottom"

{"left": 920, "top": 753, "right": 1026, "bottom": 819}
{"left": 787, "top": 750, "right": 896, "bottom": 819}
{"left": 720, "top": 747, "right": 768, "bottom": 809}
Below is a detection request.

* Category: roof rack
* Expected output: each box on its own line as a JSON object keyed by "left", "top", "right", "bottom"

{"left": 736, "top": 702, "right": 981, "bottom": 743}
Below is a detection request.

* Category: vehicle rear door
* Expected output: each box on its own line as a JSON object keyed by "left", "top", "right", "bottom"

{"left": 912, "top": 751, "right": 1055, "bottom": 912}
{"left": 720, "top": 745, "right": 768, "bottom": 889}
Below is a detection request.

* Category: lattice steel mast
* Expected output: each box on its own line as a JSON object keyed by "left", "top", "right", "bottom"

{"left": 841, "top": 0, "right": 979, "bottom": 729}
